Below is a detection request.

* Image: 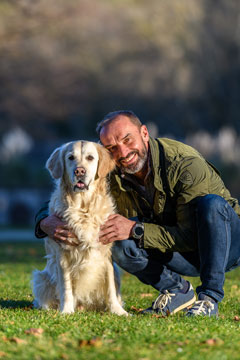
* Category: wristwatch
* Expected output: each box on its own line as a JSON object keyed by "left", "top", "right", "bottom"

{"left": 131, "top": 222, "right": 144, "bottom": 241}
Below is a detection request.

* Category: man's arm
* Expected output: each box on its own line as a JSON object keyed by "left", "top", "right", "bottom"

{"left": 100, "top": 157, "right": 212, "bottom": 253}
{"left": 35, "top": 201, "right": 50, "bottom": 238}
{"left": 142, "top": 156, "right": 212, "bottom": 252}
{"left": 35, "top": 201, "right": 78, "bottom": 246}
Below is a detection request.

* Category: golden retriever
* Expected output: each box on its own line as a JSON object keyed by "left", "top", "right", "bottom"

{"left": 32, "top": 141, "right": 128, "bottom": 316}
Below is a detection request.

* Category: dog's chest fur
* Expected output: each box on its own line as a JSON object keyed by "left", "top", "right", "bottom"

{"left": 48, "top": 180, "right": 115, "bottom": 269}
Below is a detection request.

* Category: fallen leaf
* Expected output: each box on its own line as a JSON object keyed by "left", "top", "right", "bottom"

{"left": 89, "top": 337, "right": 102, "bottom": 347}
{"left": 130, "top": 306, "right": 144, "bottom": 312}
{"left": 0, "top": 351, "right": 6, "bottom": 358}
{"left": 78, "top": 337, "right": 102, "bottom": 348}
{"left": 140, "top": 293, "right": 153, "bottom": 298}
{"left": 151, "top": 314, "right": 165, "bottom": 318}
{"left": 9, "top": 337, "right": 27, "bottom": 344}
{"left": 78, "top": 339, "right": 88, "bottom": 348}
{"left": 25, "top": 328, "right": 44, "bottom": 336}
{"left": 204, "top": 338, "right": 224, "bottom": 346}
{"left": 205, "top": 339, "right": 216, "bottom": 346}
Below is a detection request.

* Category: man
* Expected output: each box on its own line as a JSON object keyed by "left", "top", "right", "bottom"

{"left": 35, "top": 110, "right": 240, "bottom": 317}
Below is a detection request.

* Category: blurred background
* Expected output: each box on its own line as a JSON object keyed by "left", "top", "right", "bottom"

{"left": 0, "top": 0, "right": 240, "bottom": 232}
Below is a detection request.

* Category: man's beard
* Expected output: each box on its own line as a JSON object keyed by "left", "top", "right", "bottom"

{"left": 119, "top": 142, "right": 148, "bottom": 175}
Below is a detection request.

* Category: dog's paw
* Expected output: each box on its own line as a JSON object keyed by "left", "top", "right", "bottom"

{"left": 33, "top": 300, "right": 50, "bottom": 310}
{"left": 120, "top": 310, "right": 129, "bottom": 317}
{"left": 110, "top": 307, "right": 129, "bottom": 316}
{"left": 61, "top": 305, "right": 75, "bottom": 314}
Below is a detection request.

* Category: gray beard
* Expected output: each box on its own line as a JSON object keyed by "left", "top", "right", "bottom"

{"left": 120, "top": 146, "right": 148, "bottom": 175}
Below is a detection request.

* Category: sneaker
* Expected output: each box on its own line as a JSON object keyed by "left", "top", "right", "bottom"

{"left": 186, "top": 294, "right": 218, "bottom": 317}
{"left": 140, "top": 282, "right": 196, "bottom": 316}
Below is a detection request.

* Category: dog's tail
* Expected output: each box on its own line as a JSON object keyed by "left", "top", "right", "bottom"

{"left": 32, "top": 270, "right": 58, "bottom": 310}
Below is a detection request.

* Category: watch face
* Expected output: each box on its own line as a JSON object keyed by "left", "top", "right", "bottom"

{"left": 135, "top": 225, "right": 144, "bottom": 236}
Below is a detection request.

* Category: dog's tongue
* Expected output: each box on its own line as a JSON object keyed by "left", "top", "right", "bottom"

{"left": 76, "top": 181, "right": 85, "bottom": 188}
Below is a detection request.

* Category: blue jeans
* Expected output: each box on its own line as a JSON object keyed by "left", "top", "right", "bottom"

{"left": 112, "top": 195, "right": 240, "bottom": 302}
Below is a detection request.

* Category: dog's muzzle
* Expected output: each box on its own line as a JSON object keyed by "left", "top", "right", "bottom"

{"left": 74, "top": 179, "right": 89, "bottom": 192}
{"left": 73, "top": 167, "right": 89, "bottom": 192}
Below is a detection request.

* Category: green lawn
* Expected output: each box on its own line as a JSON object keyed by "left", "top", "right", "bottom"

{"left": 0, "top": 241, "right": 240, "bottom": 360}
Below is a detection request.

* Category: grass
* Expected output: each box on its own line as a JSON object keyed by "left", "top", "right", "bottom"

{"left": 0, "top": 242, "right": 240, "bottom": 360}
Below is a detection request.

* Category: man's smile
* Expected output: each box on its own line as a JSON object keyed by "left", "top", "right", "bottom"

{"left": 120, "top": 152, "right": 138, "bottom": 166}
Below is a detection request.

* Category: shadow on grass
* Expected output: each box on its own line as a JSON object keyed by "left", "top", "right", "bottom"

{"left": 0, "top": 298, "right": 33, "bottom": 309}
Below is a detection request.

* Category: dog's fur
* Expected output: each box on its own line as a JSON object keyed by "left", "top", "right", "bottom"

{"left": 32, "top": 141, "right": 128, "bottom": 315}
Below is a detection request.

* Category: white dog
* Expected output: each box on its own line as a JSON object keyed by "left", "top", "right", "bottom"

{"left": 32, "top": 141, "right": 128, "bottom": 316}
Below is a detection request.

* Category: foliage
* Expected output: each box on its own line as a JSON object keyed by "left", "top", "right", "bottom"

{"left": 0, "top": 241, "right": 240, "bottom": 359}
{"left": 0, "top": 0, "right": 240, "bottom": 140}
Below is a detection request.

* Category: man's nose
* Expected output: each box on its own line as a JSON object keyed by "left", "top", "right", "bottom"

{"left": 117, "top": 144, "right": 129, "bottom": 158}
{"left": 74, "top": 167, "right": 86, "bottom": 176}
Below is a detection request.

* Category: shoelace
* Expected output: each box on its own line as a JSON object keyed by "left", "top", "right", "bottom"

{"left": 152, "top": 291, "right": 176, "bottom": 313}
{"left": 188, "top": 300, "right": 214, "bottom": 316}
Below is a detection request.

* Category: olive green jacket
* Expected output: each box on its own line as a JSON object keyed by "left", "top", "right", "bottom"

{"left": 108, "top": 137, "right": 240, "bottom": 252}
{"left": 35, "top": 137, "right": 240, "bottom": 253}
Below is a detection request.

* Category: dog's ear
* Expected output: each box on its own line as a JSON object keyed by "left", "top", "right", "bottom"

{"left": 46, "top": 146, "right": 64, "bottom": 179}
{"left": 96, "top": 144, "right": 115, "bottom": 178}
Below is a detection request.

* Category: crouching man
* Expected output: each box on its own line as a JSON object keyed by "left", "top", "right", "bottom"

{"left": 35, "top": 110, "right": 240, "bottom": 317}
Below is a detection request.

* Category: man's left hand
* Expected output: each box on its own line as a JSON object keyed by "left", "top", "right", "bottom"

{"left": 99, "top": 214, "right": 135, "bottom": 245}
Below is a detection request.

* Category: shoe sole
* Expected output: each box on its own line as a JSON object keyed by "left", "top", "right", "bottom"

{"left": 171, "top": 295, "right": 196, "bottom": 315}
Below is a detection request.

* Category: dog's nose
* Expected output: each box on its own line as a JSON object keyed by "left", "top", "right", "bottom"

{"left": 74, "top": 167, "right": 86, "bottom": 176}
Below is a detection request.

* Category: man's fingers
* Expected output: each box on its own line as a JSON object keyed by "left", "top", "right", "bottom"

{"left": 55, "top": 228, "right": 77, "bottom": 238}
{"left": 99, "top": 224, "right": 115, "bottom": 237}
{"left": 64, "top": 240, "right": 78, "bottom": 246}
{"left": 55, "top": 236, "right": 78, "bottom": 246}
{"left": 99, "top": 230, "right": 117, "bottom": 244}
{"left": 106, "top": 214, "right": 118, "bottom": 220}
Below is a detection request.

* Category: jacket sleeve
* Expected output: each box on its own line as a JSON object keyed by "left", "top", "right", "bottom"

{"left": 34, "top": 201, "right": 50, "bottom": 239}
{"left": 143, "top": 157, "right": 211, "bottom": 252}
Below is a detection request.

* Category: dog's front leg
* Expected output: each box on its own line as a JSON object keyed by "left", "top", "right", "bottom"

{"left": 106, "top": 262, "right": 128, "bottom": 316}
{"left": 57, "top": 256, "right": 75, "bottom": 314}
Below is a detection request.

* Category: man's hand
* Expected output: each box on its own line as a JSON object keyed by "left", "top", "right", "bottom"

{"left": 40, "top": 215, "right": 78, "bottom": 246}
{"left": 99, "top": 214, "right": 135, "bottom": 245}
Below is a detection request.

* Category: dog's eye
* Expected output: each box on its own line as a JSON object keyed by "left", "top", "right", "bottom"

{"left": 68, "top": 155, "right": 75, "bottom": 161}
{"left": 86, "top": 155, "right": 94, "bottom": 161}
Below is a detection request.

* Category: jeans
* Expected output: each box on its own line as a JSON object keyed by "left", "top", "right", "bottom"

{"left": 112, "top": 195, "right": 240, "bottom": 302}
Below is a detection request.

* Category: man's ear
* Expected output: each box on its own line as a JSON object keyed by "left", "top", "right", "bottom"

{"left": 141, "top": 125, "right": 149, "bottom": 142}
{"left": 96, "top": 143, "right": 115, "bottom": 178}
{"left": 46, "top": 146, "right": 64, "bottom": 179}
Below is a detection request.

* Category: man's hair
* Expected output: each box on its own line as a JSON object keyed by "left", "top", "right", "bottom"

{"left": 96, "top": 110, "right": 142, "bottom": 136}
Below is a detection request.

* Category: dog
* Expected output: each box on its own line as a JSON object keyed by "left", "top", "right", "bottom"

{"left": 32, "top": 140, "right": 128, "bottom": 316}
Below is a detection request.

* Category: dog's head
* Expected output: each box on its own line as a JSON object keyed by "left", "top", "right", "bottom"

{"left": 46, "top": 141, "right": 115, "bottom": 192}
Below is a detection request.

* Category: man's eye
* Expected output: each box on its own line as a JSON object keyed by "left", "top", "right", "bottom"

{"left": 87, "top": 155, "right": 94, "bottom": 161}
{"left": 68, "top": 155, "right": 74, "bottom": 160}
{"left": 108, "top": 146, "right": 116, "bottom": 153}
{"left": 124, "top": 137, "right": 131, "bottom": 144}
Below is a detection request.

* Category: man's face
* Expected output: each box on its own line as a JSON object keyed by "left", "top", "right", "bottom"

{"left": 99, "top": 116, "right": 149, "bottom": 175}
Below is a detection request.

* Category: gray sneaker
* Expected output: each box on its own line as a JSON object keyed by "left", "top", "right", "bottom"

{"left": 141, "top": 282, "right": 196, "bottom": 316}
{"left": 186, "top": 294, "right": 218, "bottom": 317}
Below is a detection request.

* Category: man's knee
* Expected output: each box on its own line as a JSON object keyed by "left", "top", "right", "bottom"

{"left": 112, "top": 240, "right": 148, "bottom": 273}
{"left": 194, "top": 194, "right": 230, "bottom": 222}
{"left": 112, "top": 241, "right": 129, "bottom": 267}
